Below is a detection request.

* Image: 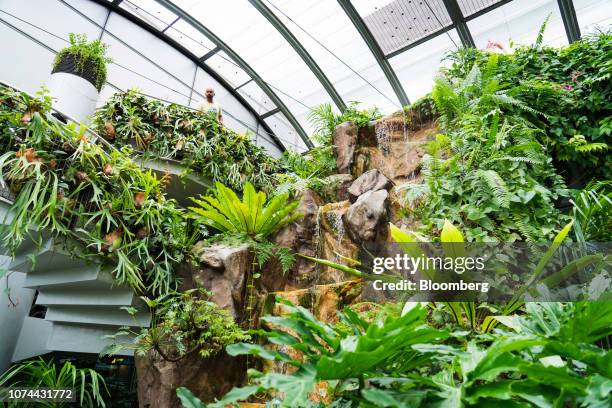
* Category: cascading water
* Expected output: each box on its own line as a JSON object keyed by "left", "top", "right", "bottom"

{"left": 326, "top": 210, "right": 345, "bottom": 262}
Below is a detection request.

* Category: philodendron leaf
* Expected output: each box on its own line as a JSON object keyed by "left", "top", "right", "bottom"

{"left": 206, "top": 385, "right": 261, "bottom": 408}
{"left": 176, "top": 387, "right": 204, "bottom": 408}
{"left": 226, "top": 342, "right": 299, "bottom": 365}
{"left": 361, "top": 388, "right": 408, "bottom": 408}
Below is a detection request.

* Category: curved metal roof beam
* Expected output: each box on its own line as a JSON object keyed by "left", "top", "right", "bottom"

{"left": 249, "top": 0, "right": 347, "bottom": 113}
{"left": 154, "top": 0, "right": 314, "bottom": 149}
{"left": 441, "top": 0, "right": 475, "bottom": 48}
{"left": 336, "top": 0, "right": 410, "bottom": 107}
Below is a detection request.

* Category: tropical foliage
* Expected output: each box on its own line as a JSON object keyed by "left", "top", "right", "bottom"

{"left": 189, "top": 181, "right": 302, "bottom": 327}
{"left": 0, "top": 358, "right": 107, "bottom": 407}
{"left": 189, "top": 181, "right": 302, "bottom": 241}
{"left": 443, "top": 29, "right": 611, "bottom": 183}
{"left": 403, "top": 54, "right": 569, "bottom": 241}
{"left": 94, "top": 89, "right": 282, "bottom": 191}
{"left": 0, "top": 84, "right": 192, "bottom": 295}
{"left": 570, "top": 180, "right": 612, "bottom": 242}
{"left": 177, "top": 298, "right": 612, "bottom": 407}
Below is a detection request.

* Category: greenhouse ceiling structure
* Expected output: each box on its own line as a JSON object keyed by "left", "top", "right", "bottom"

{"left": 0, "top": 0, "right": 609, "bottom": 154}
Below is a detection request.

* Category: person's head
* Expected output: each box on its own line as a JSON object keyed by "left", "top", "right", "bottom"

{"left": 205, "top": 87, "right": 215, "bottom": 101}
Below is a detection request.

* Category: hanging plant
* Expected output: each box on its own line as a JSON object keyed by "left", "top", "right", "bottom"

{"left": 0, "top": 84, "right": 195, "bottom": 296}
{"left": 94, "top": 89, "right": 283, "bottom": 192}
{"left": 52, "top": 33, "right": 112, "bottom": 92}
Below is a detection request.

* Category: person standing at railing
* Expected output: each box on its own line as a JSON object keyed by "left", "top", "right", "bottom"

{"left": 197, "top": 87, "right": 224, "bottom": 125}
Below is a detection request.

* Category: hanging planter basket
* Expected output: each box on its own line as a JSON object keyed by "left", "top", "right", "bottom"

{"left": 47, "top": 33, "right": 111, "bottom": 124}
{"left": 51, "top": 53, "right": 102, "bottom": 92}
{"left": 49, "top": 58, "right": 103, "bottom": 127}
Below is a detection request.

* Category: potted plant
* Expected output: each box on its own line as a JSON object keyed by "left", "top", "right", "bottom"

{"left": 48, "top": 33, "right": 111, "bottom": 123}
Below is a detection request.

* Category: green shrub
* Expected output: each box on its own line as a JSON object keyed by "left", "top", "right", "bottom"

{"left": 102, "top": 289, "right": 248, "bottom": 361}
{"left": 403, "top": 54, "right": 569, "bottom": 241}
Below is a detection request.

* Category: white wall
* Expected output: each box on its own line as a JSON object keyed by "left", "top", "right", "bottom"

{"left": 0, "top": 270, "right": 36, "bottom": 372}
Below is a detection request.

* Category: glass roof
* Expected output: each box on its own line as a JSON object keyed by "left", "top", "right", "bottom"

{"left": 108, "top": 0, "right": 608, "bottom": 151}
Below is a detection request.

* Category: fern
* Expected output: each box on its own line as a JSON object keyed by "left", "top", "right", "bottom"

{"left": 308, "top": 103, "right": 337, "bottom": 146}
{"left": 512, "top": 213, "right": 539, "bottom": 242}
{"left": 432, "top": 77, "right": 461, "bottom": 125}
{"left": 489, "top": 93, "right": 547, "bottom": 118}
{"left": 461, "top": 62, "right": 482, "bottom": 92}
{"left": 276, "top": 246, "right": 296, "bottom": 274}
{"left": 474, "top": 169, "right": 510, "bottom": 208}
{"left": 482, "top": 155, "right": 542, "bottom": 166}
{"left": 253, "top": 242, "right": 295, "bottom": 275}
{"left": 534, "top": 14, "right": 551, "bottom": 49}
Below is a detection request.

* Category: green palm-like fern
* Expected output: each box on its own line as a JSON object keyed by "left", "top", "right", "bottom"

{"left": 189, "top": 182, "right": 303, "bottom": 240}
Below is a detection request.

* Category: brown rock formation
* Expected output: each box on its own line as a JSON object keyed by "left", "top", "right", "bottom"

{"left": 333, "top": 173, "right": 354, "bottom": 201}
{"left": 348, "top": 116, "right": 435, "bottom": 183}
{"left": 347, "top": 169, "right": 391, "bottom": 202}
{"left": 317, "top": 201, "right": 359, "bottom": 284}
{"left": 332, "top": 122, "right": 358, "bottom": 173}
{"left": 270, "top": 189, "right": 323, "bottom": 290}
{"left": 344, "top": 189, "right": 389, "bottom": 243}
{"left": 185, "top": 242, "right": 253, "bottom": 319}
{"left": 135, "top": 351, "right": 246, "bottom": 407}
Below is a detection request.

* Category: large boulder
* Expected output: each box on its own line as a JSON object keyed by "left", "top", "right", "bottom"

{"left": 268, "top": 280, "right": 362, "bottom": 325}
{"left": 182, "top": 243, "right": 252, "bottom": 320}
{"left": 344, "top": 190, "right": 389, "bottom": 243}
{"left": 136, "top": 243, "right": 254, "bottom": 407}
{"left": 332, "top": 122, "right": 358, "bottom": 173}
{"left": 347, "top": 115, "right": 434, "bottom": 182}
{"left": 347, "top": 169, "right": 390, "bottom": 202}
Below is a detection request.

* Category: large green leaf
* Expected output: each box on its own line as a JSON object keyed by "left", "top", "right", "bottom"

{"left": 176, "top": 387, "right": 204, "bottom": 408}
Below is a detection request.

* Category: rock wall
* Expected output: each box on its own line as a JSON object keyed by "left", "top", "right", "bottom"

{"left": 136, "top": 351, "right": 246, "bottom": 408}
{"left": 135, "top": 111, "right": 437, "bottom": 406}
